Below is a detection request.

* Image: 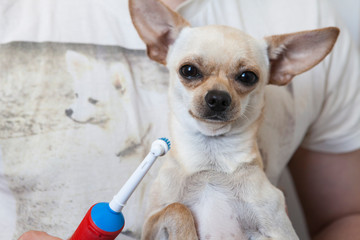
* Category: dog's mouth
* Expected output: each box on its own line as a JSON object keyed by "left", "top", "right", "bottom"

{"left": 65, "top": 109, "right": 109, "bottom": 125}
{"left": 68, "top": 116, "right": 108, "bottom": 125}
{"left": 189, "top": 110, "right": 234, "bottom": 124}
{"left": 205, "top": 114, "right": 228, "bottom": 122}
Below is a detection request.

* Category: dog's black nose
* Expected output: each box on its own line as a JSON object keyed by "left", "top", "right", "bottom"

{"left": 65, "top": 109, "right": 73, "bottom": 117}
{"left": 205, "top": 90, "right": 231, "bottom": 112}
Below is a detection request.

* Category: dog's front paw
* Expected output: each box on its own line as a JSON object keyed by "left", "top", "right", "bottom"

{"left": 142, "top": 203, "right": 198, "bottom": 240}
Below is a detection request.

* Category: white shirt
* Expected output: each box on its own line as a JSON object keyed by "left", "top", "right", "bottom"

{"left": 0, "top": 0, "right": 359, "bottom": 239}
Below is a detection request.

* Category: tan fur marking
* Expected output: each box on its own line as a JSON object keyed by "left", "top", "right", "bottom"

{"left": 142, "top": 203, "right": 198, "bottom": 240}
{"left": 265, "top": 27, "right": 340, "bottom": 85}
{"left": 129, "top": 0, "right": 189, "bottom": 65}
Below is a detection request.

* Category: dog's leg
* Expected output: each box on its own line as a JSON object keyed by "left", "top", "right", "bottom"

{"left": 248, "top": 185, "right": 299, "bottom": 240}
{"left": 142, "top": 203, "right": 198, "bottom": 240}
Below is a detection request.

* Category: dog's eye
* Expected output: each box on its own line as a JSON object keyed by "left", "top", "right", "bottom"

{"left": 88, "top": 98, "right": 98, "bottom": 105}
{"left": 179, "top": 65, "right": 202, "bottom": 80}
{"left": 236, "top": 71, "right": 258, "bottom": 86}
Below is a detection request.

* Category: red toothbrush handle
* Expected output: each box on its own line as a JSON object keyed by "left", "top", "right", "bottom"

{"left": 70, "top": 204, "right": 124, "bottom": 240}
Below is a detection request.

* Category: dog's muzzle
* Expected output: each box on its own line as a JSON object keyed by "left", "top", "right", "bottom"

{"left": 204, "top": 90, "right": 231, "bottom": 121}
{"left": 65, "top": 108, "right": 73, "bottom": 117}
{"left": 205, "top": 90, "right": 231, "bottom": 112}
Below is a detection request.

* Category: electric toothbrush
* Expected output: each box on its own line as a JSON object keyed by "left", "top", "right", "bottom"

{"left": 70, "top": 138, "right": 171, "bottom": 240}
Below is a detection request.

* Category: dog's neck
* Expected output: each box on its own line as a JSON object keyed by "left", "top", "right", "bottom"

{"left": 169, "top": 110, "right": 263, "bottom": 175}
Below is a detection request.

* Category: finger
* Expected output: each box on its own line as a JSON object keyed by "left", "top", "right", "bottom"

{"left": 18, "top": 230, "right": 62, "bottom": 240}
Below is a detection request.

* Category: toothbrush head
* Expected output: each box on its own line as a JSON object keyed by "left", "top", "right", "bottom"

{"left": 159, "top": 137, "right": 171, "bottom": 151}
{"left": 150, "top": 138, "right": 171, "bottom": 157}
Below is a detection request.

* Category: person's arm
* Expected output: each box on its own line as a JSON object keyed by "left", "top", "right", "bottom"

{"left": 18, "top": 231, "right": 61, "bottom": 240}
{"left": 289, "top": 147, "right": 360, "bottom": 240}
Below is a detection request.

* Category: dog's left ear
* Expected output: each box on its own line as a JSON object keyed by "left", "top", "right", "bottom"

{"left": 129, "top": 0, "right": 189, "bottom": 65}
{"left": 265, "top": 27, "right": 340, "bottom": 85}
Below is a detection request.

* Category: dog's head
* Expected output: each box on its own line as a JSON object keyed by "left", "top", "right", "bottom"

{"left": 130, "top": 0, "right": 339, "bottom": 136}
{"left": 65, "top": 50, "right": 127, "bottom": 124}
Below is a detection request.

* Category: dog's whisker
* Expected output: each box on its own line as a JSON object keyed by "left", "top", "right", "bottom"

{"left": 243, "top": 104, "right": 258, "bottom": 112}
{"left": 240, "top": 114, "right": 250, "bottom": 123}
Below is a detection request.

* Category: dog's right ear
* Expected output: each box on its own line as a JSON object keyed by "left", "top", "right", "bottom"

{"left": 65, "top": 50, "right": 92, "bottom": 79}
{"left": 129, "top": 0, "right": 189, "bottom": 65}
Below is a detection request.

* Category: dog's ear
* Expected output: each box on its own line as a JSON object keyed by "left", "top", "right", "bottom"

{"left": 110, "top": 63, "right": 129, "bottom": 92}
{"left": 265, "top": 27, "right": 339, "bottom": 85}
{"left": 129, "top": 0, "right": 189, "bottom": 65}
{"left": 65, "top": 50, "right": 92, "bottom": 79}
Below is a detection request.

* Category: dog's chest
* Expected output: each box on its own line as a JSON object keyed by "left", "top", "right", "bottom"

{"left": 181, "top": 171, "right": 248, "bottom": 239}
{"left": 175, "top": 133, "right": 256, "bottom": 174}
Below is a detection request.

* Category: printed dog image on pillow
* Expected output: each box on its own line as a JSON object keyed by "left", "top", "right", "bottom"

{"left": 65, "top": 50, "right": 128, "bottom": 124}
{"left": 0, "top": 42, "right": 169, "bottom": 239}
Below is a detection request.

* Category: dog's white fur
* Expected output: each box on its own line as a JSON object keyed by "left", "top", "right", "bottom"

{"left": 65, "top": 50, "right": 128, "bottom": 124}
{"left": 129, "top": 0, "right": 339, "bottom": 239}
{"left": 64, "top": 51, "right": 150, "bottom": 157}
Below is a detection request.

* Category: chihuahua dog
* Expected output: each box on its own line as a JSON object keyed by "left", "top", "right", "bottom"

{"left": 129, "top": 0, "right": 339, "bottom": 239}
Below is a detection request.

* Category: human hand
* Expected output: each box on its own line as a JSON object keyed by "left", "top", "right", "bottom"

{"left": 18, "top": 231, "right": 62, "bottom": 240}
